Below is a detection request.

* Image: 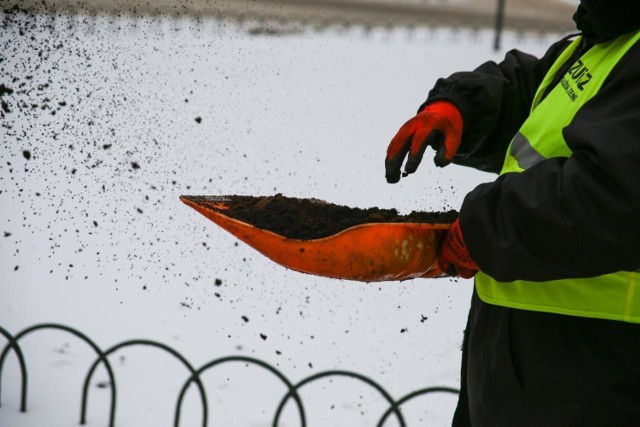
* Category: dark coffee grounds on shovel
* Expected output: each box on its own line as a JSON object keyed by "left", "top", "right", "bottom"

{"left": 184, "top": 194, "right": 457, "bottom": 240}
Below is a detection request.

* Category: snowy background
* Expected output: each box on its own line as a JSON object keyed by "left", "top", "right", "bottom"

{"left": 1, "top": 9, "right": 557, "bottom": 426}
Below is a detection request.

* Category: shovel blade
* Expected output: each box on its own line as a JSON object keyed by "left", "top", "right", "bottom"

{"left": 180, "top": 195, "right": 449, "bottom": 282}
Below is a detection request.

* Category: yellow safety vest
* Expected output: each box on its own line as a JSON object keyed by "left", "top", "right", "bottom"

{"left": 475, "top": 31, "right": 640, "bottom": 323}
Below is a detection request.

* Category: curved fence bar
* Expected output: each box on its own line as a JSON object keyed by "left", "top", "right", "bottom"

{"left": 377, "top": 386, "right": 460, "bottom": 426}
{"left": 0, "top": 323, "right": 117, "bottom": 426}
{"left": 0, "top": 323, "right": 460, "bottom": 426}
{"left": 81, "top": 339, "right": 209, "bottom": 427}
{"left": 272, "top": 370, "right": 406, "bottom": 427}
{"left": 174, "top": 355, "right": 307, "bottom": 427}
{"left": 0, "top": 326, "right": 29, "bottom": 412}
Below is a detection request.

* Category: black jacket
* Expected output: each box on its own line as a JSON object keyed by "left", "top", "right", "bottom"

{"left": 425, "top": 27, "right": 640, "bottom": 282}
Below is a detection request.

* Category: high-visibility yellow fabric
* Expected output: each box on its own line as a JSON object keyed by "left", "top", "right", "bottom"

{"left": 475, "top": 31, "right": 640, "bottom": 323}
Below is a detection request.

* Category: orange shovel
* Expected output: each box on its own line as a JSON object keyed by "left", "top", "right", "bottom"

{"left": 180, "top": 195, "right": 451, "bottom": 282}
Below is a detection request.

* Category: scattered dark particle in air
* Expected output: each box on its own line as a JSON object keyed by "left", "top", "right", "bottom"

{"left": 214, "top": 278, "right": 222, "bottom": 286}
{"left": 58, "top": 101, "right": 66, "bottom": 106}
{"left": 276, "top": 350, "right": 281, "bottom": 355}
{"left": 93, "top": 221, "right": 98, "bottom": 227}
{"left": 400, "top": 328, "right": 407, "bottom": 333}
{"left": 136, "top": 207, "right": 143, "bottom": 214}
{"left": 241, "top": 315, "right": 249, "bottom": 322}
{"left": 260, "top": 333, "right": 267, "bottom": 340}
{"left": 1, "top": 100, "right": 9, "bottom": 113}
{"left": 71, "top": 168, "right": 77, "bottom": 175}
{"left": 14, "top": 266, "right": 19, "bottom": 271}
{"left": 195, "top": 117, "right": 202, "bottom": 124}
{"left": 131, "top": 161, "right": 140, "bottom": 170}
{"left": 95, "top": 381, "right": 110, "bottom": 389}
{"left": 308, "top": 362, "right": 313, "bottom": 368}
{"left": 4, "top": 232, "right": 11, "bottom": 237}
{"left": 22, "top": 150, "right": 31, "bottom": 160}
{"left": 420, "top": 315, "right": 428, "bottom": 323}
{"left": 102, "top": 144, "right": 112, "bottom": 150}
{"left": 0, "top": 84, "right": 13, "bottom": 96}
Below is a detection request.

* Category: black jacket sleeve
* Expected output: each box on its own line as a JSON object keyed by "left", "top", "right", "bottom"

{"left": 424, "top": 41, "right": 570, "bottom": 173}
{"left": 460, "top": 41, "right": 640, "bottom": 282}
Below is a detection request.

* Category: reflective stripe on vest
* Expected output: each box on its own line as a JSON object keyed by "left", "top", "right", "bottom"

{"left": 475, "top": 31, "right": 640, "bottom": 323}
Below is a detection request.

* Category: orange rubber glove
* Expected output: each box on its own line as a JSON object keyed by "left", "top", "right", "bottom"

{"left": 385, "top": 101, "right": 463, "bottom": 183}
{"left": 438, "top": 219, "right": 479, "bottom": 279}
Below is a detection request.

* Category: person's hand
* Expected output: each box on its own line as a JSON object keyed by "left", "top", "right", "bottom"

{"left": 438, "top": 219, "right": 478, "bottom": 279}
{"left": 385, "top": 101, "right": 463, "bottom": 183}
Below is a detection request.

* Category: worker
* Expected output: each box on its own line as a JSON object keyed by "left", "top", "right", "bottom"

{"left": 384, "top": 0, "right": 640, "bottom": 425}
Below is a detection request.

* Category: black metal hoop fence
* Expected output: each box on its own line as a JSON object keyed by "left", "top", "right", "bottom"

{"left": 0, "top": 323, "right": 459, "bottom": 426}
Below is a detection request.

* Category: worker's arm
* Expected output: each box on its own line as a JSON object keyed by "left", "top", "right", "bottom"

{"left": 461, "top": 43, "right": 640, "bottom": 281}
{"left": 424, "top": 41, "right": 570, "bottom": 173}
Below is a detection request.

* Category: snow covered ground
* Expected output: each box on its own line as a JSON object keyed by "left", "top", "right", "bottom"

{"left": 0, "top": 11, "right": 558, "bottom": 426}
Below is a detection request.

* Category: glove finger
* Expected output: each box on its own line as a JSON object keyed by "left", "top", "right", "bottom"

{"left": 424, "top": 129, "right": 449, "bottom": 168}
{"left": 438, "top": 254, "right": 475, "bottom": 278}
{"left": 437, "top": 255, "right": 457, "bottom": 277}
{"left": 446, "top": 264, "right": 460, "bottom": 277}
{"left": 456, "top": 265, "right": 477, "bottom": 279}
{"left": 433, "top": 131, "right": 460, "bottom": 168}
{"left": 385, "top": 131, "right": 413, "bottom": 183}
{"left": 404, "top": 128, "right": 437, "bottom": 175}
{"left": 434, "top": 144, "right": 451, "bottom": 168}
